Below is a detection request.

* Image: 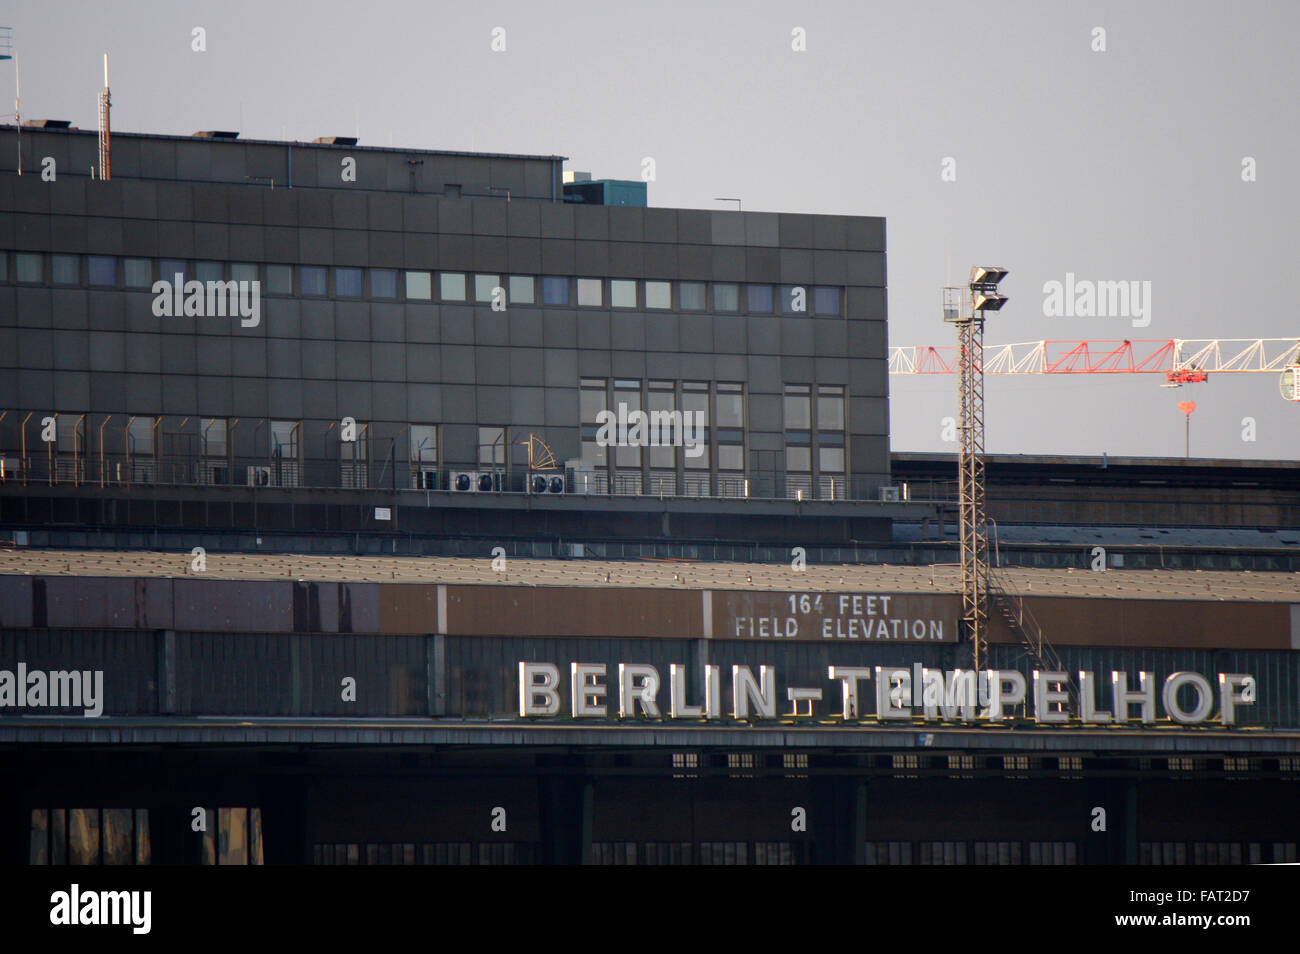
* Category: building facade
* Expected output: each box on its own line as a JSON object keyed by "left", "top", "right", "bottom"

{"left": 0, "top": 126, "right": 891, "bottom": 523}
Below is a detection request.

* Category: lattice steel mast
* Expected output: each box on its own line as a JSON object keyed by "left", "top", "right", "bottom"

{"left": 945, "top": 268, "right": 1008, "bottom": 672}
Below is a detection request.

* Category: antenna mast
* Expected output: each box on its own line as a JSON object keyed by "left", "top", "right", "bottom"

{"left": 97, "top": 54, "right": 111, "bottom": 180}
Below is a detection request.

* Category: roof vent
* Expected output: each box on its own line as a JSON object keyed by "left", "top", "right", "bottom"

{"left": 193, "top": 130, "right": 239, "bottom": 139}
{"left": 313, "top": 136, "right": 358, "bottom": 146}
{"left": 22, "top": 119, "right": 72, "bottom": 129}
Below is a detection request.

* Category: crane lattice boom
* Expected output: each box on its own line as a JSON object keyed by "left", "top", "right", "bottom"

{"left": 888, "top": 338, "right": 1300, "bottom": 377}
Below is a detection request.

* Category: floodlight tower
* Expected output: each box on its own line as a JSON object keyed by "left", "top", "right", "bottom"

{"left": 944, "top": 267, "right": 1008, "bottom": 672}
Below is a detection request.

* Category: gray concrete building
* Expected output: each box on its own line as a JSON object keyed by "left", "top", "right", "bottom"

{"left": 0, "top": 124, "right": 892, "bottom": 547}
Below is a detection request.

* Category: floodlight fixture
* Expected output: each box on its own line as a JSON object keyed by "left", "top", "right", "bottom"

{"left": 969, "top": 266, "right": 1008, "bottom": 288}
{"left": 972, "top": 292, "right": 1008, "bottom": 312}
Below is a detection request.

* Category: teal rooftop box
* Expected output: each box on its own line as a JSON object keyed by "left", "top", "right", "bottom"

{"left": 563, "top": 178, "right": 647, "bottom": 207}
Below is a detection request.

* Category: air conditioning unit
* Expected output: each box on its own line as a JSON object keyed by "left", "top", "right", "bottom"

{"left": 414, "top": 468, "right": 439, "bottom": 490}
{"left": 450, "top": 470, "right": 479, "bottom": 492}
{"left": 565, "top": 458, "right": 594, "bottom": 495}
{"left": 878, "top": 486, "right": 901, "bottom": 502}
{"left": 528, "top": 471, "right": 566, "bottom": 495}
{"left": 246, "top": 466, "right": 272, "bottom": 487}
{"left": 450, "top": 470, "right": 501, "bottom": 492}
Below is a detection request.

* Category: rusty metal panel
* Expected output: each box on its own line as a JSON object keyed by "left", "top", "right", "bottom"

{"left": 713, "top": 591, "right": 959, "bottom": 643}
{"left": 378, "top": 583, "right": 439, "bottom": 634}
{"left": 1005, "top": 597, "right": 1293, "bottom": 650}
{"left": 445, "top": 586, "right": 702, "bottom": 638}
{"left": 173, "top": 579, "right": 292, "bottom": 632}
{"left": 44, "top": 577, "right": 173, "bottom": 630}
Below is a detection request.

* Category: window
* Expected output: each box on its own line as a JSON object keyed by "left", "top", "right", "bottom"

{"left": 201, "top": 418, "right": 227, "bottom": 457}
{"left": 647, "top": 382, "right": 676, "bottom": 470}
{"left": 195, "top": 261, "right": 223, "bottom": 284}
{"left": 160, "top": 260, "right": 187, "bottom": 284}
{"left": 682, "top": 383, "right": 709, "bottom": 471}
{"left": 16, "top": 253, "right": 42, "bottom": 283}
{"left": 577, "top": 278, "right": 603, "bottom": 307}
{"left": 300, "top": 266, "right": 327, "bottom": 296}
{"left": 335, "top": 267, "right": 363, "bottom": 297}
{"left": 779, "top": 285, "right": 807, "bottom": 314}
{"left": 783, "top": 385, "right": 811, "bottom": 429}
{"left": 610, "top": 279, "right": 637, "bottom": 309}
{"left": 746, "top": 284, "right": 773, "bottom": 313}
{"left": 231, "top": 263, "right": 258, "bottom": 287}
{"left": 813, "top": 286, "right": 842, "bottom": 315}
{"left": 52, "top": 255, "right": 79, "bottom": 285}
{"left": 124, "top": 258, "right": 153, "bottom": 288}
{"left": 678, "top": 282, "right": 706, "bottom": 311}
{"left": 410, "top": 425, "right": 438, "bottom": 489}
{"left": 270, "top": 420, "right": 300, "bottom": 488}
{"left": 507, "top": 275, "right": 534, "bottom": 304}
{"left": 580, "top": 378, "right": 609, "bottom": 473}
{"left": 712, "top": 283, "right": 739, "bottom": 312}
{"left": 340, "top": 421, "right": 369, "bottom": 489}
{"left": 0, "top": 252, "right": 6, "bottom": 282}
{"left": 645, "top": 281, "right": 671, "bottom": 310}
{"left": 406, "top": 271, "right": 433, "bottom": 300}
{"left": 478, "top": 426, "right": 506, "bottom": 468}
{"left": 542, "top": 276, "right": 569, "bottom": 305}
{"left": 472, "top": 274, "right": 498, "bottom": 303}
{"left": 817, "top": 385, "right": 845, "bottom": 430}
{"left": 266, "top": 265, "right": 293, "bottom": 295}
{"left": 439, "top": 272, "right": 465, "bottom": 301}
{"left": 88, "top": 255, "right": 115, "bottom": 287}
{"left": 128, "top": 417, "right": 155, "bottom": 456}
{"left": 370, "top": 269, "right": 397, "bottom": 299}
{"left": 612, "top": 379, "right": 642, "bottom": 474}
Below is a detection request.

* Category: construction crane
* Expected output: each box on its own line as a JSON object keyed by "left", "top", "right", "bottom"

{"left": 889, "top": 338, "right": 1300, "bottom": 394}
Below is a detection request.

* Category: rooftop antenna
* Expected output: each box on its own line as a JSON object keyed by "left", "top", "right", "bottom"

{"left": 0, "top": 27, "right": 18, "bottom": 175}
{"left": 96, "top": 53, "right": 111, "bottom": 180}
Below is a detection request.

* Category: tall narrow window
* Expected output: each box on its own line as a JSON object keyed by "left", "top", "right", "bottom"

{"left": 817, "top": 385, "right": 846, "bottom": 499}
{"left": 579, "top": 378, "right": 608, "bottom": 494}
{"left": 341, "top": 421, "right": 369, "bottom": 488}
{"left": 410, "top": 425, "right": 439, "bottom": 489}
{"left": 783, "top": 385, "right": 812, "bottom": 499}
{"left": 612, "top": 379, "right": 642, "bottom": 494}
{"left": 647, "top": 381, "right": 677, "bottom": 496}
{"left": 682, "top": 382, "right": 710, "bottom": 496}
{"left": 127, "top": 416, "right": 156, "bottom": 484}
{"left": 715, "top": 383, "right": 745, "bottom": 497}
{"left": 270, "top": 420, "right": 300, "bottom": 488}
{"left": 200, "top": 418, "right": 229, "bottom": 485}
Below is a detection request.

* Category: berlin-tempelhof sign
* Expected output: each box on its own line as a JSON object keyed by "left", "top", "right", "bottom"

{"left": 518, "top": 663, "right": 1257, "bottom": 726}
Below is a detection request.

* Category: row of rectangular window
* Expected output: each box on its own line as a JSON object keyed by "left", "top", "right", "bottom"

{"left": 0, "top": 252, "right": 843, "bottom": 315}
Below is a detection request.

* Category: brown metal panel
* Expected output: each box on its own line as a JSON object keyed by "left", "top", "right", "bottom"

{"left": 29, "top": 809, "right": 48, "bottom": 865}
{"left": 68, "top": 808, "right": 100, "bottom": 865}
{"left": 134, "top": 809, "right": 151, "bottom": 865}
{"left": 102, "top": 808, "right": 132, "bottom": 865}
{"left": 250, "top": 808, "right": 263, "bottom": 865}
{"left": 51, "top": 808, "right": 66, "bottom": 865}
{"left": 445, "top": 585, "right": 702, "bottom": 638}
{"left": 713, "top": 591, "right": 960, "bottom": 643}
{"left": 378, "top": 583, "right": 439, "bottom": 634}
{"left": 999, "top": 597, "right": 1293, "bottom": 650}
{"left": 219, "top": 807, "right": 249, "bottom": 865}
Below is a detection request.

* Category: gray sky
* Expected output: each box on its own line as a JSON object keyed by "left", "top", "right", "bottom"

{"left": 9, "top": 0, "right": 1299, "bottom": 460}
